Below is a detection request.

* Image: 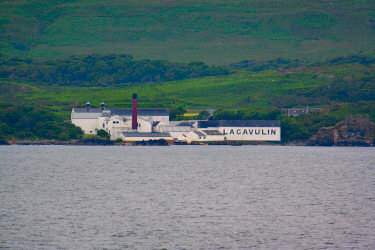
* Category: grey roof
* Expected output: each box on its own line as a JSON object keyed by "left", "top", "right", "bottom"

{"left": 177, "top": 122, "right": 195, "bottom": 127}
{"left": 158, "top": 126, "right": 192, "bottom": 132}
{"left": 73, "top": 108, "right": 102, "bottom": 113}
{"left": 73, "top": 108, "right": 169, "bottom": 116}
{"left": 121, "top": 132, "right": 171, "bottom": 137}
{"left": 111, "top": 108, "right": 169, "bottom": 116}
{"left": 152, "top": 121, "right": 160, "bottom": 127}
{"left": 202, "top": 130, "right": 223, "bottom": 135}
{"left": 71, "top": 111, "right": 102, "bottom": 119}
{"left": 198, "top": 120, "right": 280, "bottom": 128}
{"left": 194, "top": 131, "right": 206, "bottom": 137}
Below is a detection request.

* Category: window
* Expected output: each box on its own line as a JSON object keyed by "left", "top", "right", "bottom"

{"left": 103, "top": 124, "right": 105, "bottom": 128}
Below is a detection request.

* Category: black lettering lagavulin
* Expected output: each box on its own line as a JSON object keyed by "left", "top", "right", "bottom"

{"left": 222, "top": 128, "right": 277, "bottom": 136}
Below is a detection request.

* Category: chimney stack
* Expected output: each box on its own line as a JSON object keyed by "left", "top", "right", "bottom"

{"left": 132, "top": 93, "right": 138, "bottom": 130}
{"left": 85, "top": 102, "right": 91, "bottom": 111}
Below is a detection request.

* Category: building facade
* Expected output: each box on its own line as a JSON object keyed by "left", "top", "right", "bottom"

{"left": 71, "top": 104, "right": 169, "bottom": 135}
{"left": 197, "top": 120, "right": 281, "bottom": 141}
{"left": 71, "top": 101, "right": 281, "bottom": 142}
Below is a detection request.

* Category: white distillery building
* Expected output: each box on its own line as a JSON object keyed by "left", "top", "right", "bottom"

{"left": 71, "top": 94, "right": 280, "bottom": 142}
{"left": 196, "top": 120, "right": 281, "bottom": 141}
{"left": 71, "top": 102, "right": 169, "bottom": 136}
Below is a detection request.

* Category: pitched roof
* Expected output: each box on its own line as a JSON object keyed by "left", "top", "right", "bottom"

{"left": 202, "top": 130, "right": 223, "bottom": 135}
{"left": 158, "top": 126, "right": 192, "bottom": 132}
{"left": 73, "top": 108, "right": 102, "bottom": 113}
{"left": 111, "top": 108, "right": 169, "bottom": 116}
{"left": 121, "top": 132, "right": 171, "bottom": 137}
{"left": 177, "top": 121, "right": 195, "bottom": 127}
{"left": 71, "top": 109, "right": 103, "bottom": 119}
{"left": 197, "top": 120, "right": 280, "bottom": 128}
{"left": 194, "top": 131, "right": 206, "bottom": 137}
{"left": 73, "top": 108, "right": 169, "bottom": 116}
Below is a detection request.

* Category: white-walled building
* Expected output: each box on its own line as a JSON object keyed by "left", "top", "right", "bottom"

{"left": 196, "top": 120, "right": 281, "bottom": 141}
{"left": 71, "top": 103, "right": 169, "bottom": 136}
{"left": 71, "top": 102, "right": 281, "bottom": 142}
{"left": 181, "top": 130, "right": 225, "bottom": 143}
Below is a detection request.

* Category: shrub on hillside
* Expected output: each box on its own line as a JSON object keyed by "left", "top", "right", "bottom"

{"left": 0, "top": 54, "right": 230, "bottom": 86}
{"left": 97, "top": 129, "right": 110, "bottom": 138}
{"left": 0, "top": 105, "right": 83, "bottom": 140}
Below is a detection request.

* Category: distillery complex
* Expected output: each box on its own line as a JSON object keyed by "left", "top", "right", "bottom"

{"left": 71, "top": 94, "right": 281, "bottom": 143}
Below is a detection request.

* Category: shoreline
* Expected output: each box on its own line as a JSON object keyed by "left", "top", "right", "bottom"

{"left": 1, "top": 139, "right": 373, "bottom": 147}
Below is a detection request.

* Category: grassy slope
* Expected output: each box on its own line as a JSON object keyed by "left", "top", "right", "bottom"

{"left": 0, "top": 0, "right": 374, "bottom": 64}
{"left": 1, "top": 61, "right": 373, "bottom": 119}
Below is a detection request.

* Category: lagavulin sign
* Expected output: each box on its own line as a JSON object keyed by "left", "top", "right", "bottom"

{"left": 220, "top": 127, "right": 281, "bottom": 141}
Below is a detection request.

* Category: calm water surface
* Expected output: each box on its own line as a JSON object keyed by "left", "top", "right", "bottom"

{"left": 1, "top": 145, "right": 375, "bottom": 249}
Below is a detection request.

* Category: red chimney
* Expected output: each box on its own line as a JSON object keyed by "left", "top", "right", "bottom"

{"left": 132, "top": 93, "right": 137, "bottom": 130}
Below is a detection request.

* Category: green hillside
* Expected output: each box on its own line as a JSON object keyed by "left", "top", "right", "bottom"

{"left": 1, "top": 53, "right": 374, "bottom": 142}
{"left": 1, "top": 0, "right": 374, "bottom": 63}
{"left": 1, "top": 56, "right": 374, "bottom": 117}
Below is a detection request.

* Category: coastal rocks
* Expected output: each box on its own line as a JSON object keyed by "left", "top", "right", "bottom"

{"left": 79, "top": 137, "right": 114, "bottom": 145}
{"left": 308, "top": 115, "right": 375, "bottom": 146}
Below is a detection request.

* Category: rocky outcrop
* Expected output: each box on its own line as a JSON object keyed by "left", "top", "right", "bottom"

{"left": 308, "top": 115, "right": 375, "bottom": 146}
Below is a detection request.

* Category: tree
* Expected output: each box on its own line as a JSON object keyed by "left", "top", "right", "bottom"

{"left": 169, "top": 107, "right": 186, "bottom": 120}
{"left": 97, "top": 129, "right": 110, "bottom": 138}
{"left": 0, "top": 105, "right": 83, "bottom": 140}
{"left": 198, "top": 110, "right": 210, "bottom": 120}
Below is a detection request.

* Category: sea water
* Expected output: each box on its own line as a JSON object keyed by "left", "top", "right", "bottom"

{"left": 1, "top": 145, "right": 374, "bottom": 249}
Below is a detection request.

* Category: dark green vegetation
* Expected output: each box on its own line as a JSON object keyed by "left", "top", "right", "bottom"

{"left": 1, "top": 52, "right": 373, "bottom": 110}
{"left": 1, "top": 0, "right": 374, "bottom": 143}
{"left": 1, "top": 0, "right": 374, "bottom": 64}
{"left": 0, "top": 105, "right": 83, "bottom": 141}
{"left": 96, "top": 129, "right": 110, "bottom": 138}
{"left": 169, "top": 107, "right": 187, "bottom": 121}
{"left": 0, "top": 52, "right": 374, "bottom": 143}
{"left": 0, "top": 54, "right": 229, "bottom": 86}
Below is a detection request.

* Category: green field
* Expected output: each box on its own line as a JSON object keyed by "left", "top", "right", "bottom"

{"left": 1, "top": 0, "right": 374, "bottom": 63}
{"left": 1, "top": 59, "right": 374, "bottom": 120}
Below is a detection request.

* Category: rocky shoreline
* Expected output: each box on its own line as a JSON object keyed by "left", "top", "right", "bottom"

{"left": 308, "top": 115, "right": 375, "bottom": 147}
